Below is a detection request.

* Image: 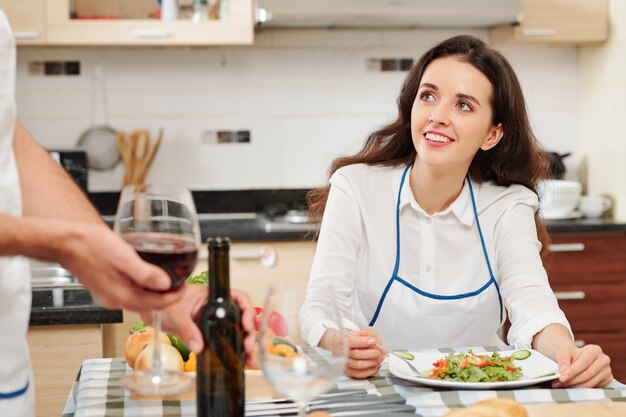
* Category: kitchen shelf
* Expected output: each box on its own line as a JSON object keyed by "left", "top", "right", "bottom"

{"left": 0, "top": 0, "right": 46, "bottom": 45}
{"left": 44, "top": 0, "right": 253, "bottom": 46}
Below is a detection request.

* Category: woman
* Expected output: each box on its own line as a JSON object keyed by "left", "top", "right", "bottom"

{"left": 300, "top": 35, "right": 612, "bottom": 387}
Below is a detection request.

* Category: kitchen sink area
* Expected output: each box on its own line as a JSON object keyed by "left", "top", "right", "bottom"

{"left": 28, "top": 261, "right": 121, "bottom": 326}
{"left": 30, "top": 262, "right": 82, "bottom": 289}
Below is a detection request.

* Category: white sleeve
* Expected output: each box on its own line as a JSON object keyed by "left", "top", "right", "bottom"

{"left": 300, "top": 172, "right": 363, "bottom": 346}
{"left": 494, "top": 200, "right": 573, "bottom": 348}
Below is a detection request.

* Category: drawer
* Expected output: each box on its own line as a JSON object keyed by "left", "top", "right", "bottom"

{"left": 553, "top": 283, "right": 626, "bottom": 333}
{"left": 572, "top": 331, "right": 626, "bottom": 384}
{"left": 546, "top": 234, "right": 626, "bottom": 285}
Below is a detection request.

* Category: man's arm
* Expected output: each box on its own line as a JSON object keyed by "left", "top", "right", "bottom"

{"left": 12, "top": 121, "right": 101, "bottom": 222}
{"left": 0, "top": 121, "right": 181, "bottom": 311}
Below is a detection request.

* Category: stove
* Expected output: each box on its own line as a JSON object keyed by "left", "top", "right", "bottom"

{"left": 260, "top": 209, "right": 312, "bottom": 233}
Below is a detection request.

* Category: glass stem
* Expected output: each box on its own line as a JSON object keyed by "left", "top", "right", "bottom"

{"left": 297, "top": 400, "right": 308, "bottom": 417}
{"left": 152, "top": 309, "right": 163, "bottom": 374}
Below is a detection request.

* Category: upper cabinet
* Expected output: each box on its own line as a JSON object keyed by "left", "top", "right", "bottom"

{"left": 0, "top": 0, "right": 46, "bottom": 45}
{"left": 45, "top": 0, "right": 253, "bottom": 46}
{"left": 514, "top": 0, "right": 608, "bottom": 43}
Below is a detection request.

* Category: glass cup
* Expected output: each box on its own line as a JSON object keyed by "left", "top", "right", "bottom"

{"left": 114, "top": 183, "right": 200, "bottom": 395}
{"left": 257, "top": 282, "right": 348, "bottom": 417}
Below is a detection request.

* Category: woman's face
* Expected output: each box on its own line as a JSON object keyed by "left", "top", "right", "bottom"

{"left": 410, "top": 56, "right": 503, "bottom": 172}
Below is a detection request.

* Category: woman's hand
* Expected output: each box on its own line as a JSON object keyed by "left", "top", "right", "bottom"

{"left": 147, "top": 285, "right": 257, "bottom": 368}
{"left": 552, "top": 344, "right": 613, "bottom": 388}
{"left": 329, "top": 326, "right": 385, "bottom": 379}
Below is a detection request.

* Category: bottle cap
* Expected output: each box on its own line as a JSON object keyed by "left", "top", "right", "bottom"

{"left": 207, "top": 236, "right": 231, "bottom": 249}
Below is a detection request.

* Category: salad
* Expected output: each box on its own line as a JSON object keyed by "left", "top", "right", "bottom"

{"left": 428, "top": 350, "right": 523, "bottom": 382}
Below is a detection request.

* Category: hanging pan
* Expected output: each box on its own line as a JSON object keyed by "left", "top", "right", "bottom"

{"left": 76, "top": 63, "right": 120, "bottom": 171}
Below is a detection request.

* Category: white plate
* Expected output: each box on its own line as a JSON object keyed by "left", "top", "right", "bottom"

{"left": 541, "top": 210, "right": 583, "bottom": 220}
{"left": 388, "top": 349, "right": 559, "bottom": 390}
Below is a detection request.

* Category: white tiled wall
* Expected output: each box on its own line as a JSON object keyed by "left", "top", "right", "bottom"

{"left": 579, "top": 0, "right": 626, "bottom": 220}
{"left": 14, "top": 28, "right": 580, "bottom": 191}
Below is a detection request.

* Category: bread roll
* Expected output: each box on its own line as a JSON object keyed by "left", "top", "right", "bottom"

{"left": 443, "top": 398, "right": 528, "bottom": 417}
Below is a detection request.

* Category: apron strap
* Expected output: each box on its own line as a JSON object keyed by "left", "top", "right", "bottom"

{"left": 369, "top": 164, "right": 412, "bottom": 327}
{"left": 0, "top": 381, "right": 29, "bottom": 400}
{"left": 467, "top": 178, "right": 504, "bottom": 324}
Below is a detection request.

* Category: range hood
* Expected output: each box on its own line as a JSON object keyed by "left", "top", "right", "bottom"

{"left": 256, "top": 0, "right": 523, "bottom": 29}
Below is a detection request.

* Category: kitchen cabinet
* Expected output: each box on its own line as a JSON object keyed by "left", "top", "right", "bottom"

{"left": 103, "top": 240, "right": 316, "bottom": 358}
{"left": 28, "top": 324, "right": 103, "bottom": 417}
{"left": 45, "top": 0, "right": 253, "bottom": 46}
{"left": 545, "top": 233, "right": 626, "bottom": 382}
{"left": 514, "top": 0, "right": 608, "bottom": 43}
{"left": 0, "top": 0, "right": 46, "bottom": 45}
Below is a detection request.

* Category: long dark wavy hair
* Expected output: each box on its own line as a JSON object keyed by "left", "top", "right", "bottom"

{"left": 307, "top": 35, "right": 552, "bottom": 256}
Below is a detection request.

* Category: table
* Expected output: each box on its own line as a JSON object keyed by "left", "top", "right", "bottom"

{"left": 62, "top": 347, "right": 626, "bottom": 417}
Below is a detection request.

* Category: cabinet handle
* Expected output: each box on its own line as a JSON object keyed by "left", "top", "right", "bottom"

{"left": 575, "top": 339, "right": 586, "bottom": 348}
{"left": 13, "top": 31, "right": 40, "bottom": 40}
{"left": 554, "top": 291, "right": 586, "bottom": 301}
{"left": 521, "top": 28, "right": 557, "bottom": 37}
{"left": 131, "top": 30, "right": 171, "bottom": 39}
{"left": 198, "top": 245, "right": 277, "bottom": 268}
{"left": 549, "top": 243, "right": 585, "bottom": 252}
{"left": 231, "top": 245, "right": 277, "bottom": 268}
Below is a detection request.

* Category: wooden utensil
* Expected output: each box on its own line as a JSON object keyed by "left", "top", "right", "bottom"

{"left": 118, "top": 129, "right": 163, "bottom": 187}
{"left": 136, "top": 128, "right": 162, "bottom": 185}
{"left": 116, "top": 131, "right": 132, "bottom": 187}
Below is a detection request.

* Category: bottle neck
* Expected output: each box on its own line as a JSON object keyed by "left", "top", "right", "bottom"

{"left": 208, "top": 246, "right": 230, "bottom": 299}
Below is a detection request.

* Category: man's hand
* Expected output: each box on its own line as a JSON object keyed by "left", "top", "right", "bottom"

{"left": 57, "top": 221, "right": 182, "bottom": 311}
{"left": 154, "top": 285, "right": 257, "bottom": 367}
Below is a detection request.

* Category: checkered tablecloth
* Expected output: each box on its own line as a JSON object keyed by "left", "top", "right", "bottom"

{"left": 61, "top": 347, "right": 626, "bottom": 417}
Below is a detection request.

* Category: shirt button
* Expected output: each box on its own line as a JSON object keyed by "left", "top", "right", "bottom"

{"left": 426, "top": 218, "right": 432, "bottom": 224}
{"left": 425, "top": 265, "right": 432, "bottom": 272}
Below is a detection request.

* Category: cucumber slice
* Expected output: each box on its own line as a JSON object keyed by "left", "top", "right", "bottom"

{"left": 511, "top": 349, "right": 531, "bottom": 360}
{"left": 393, "top": 351, "right": 415, "bottom": 361}
{"left": 272, "top": 337, "right": 297, "bottom": 352}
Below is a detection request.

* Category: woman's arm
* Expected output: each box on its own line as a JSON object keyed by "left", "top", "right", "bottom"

{"left": 301, "top": 173, "right": 385, "bottom": 379}
{"left": 494, "top": 195, "right": 612, "bottom": 388}
{"left": 533, "top": 323, "right": 613, "bottom": 388}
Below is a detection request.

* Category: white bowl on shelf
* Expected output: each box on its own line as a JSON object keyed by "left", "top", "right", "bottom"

{"left": 537, "top": 180, "right": 582, "bottom": 219}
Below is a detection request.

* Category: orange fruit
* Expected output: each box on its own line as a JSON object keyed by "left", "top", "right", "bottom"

{"left": 184, "top": 352, "right": 196, "bottom": 372}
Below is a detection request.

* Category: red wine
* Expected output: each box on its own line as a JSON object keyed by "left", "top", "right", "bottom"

{"left": 196, "top": 237, "right": 244, "bottom": 417}
{"left": 123, "top": 233, "right": 198, "bottom": 291}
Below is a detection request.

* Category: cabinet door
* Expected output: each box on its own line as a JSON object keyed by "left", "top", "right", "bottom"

{"left": 0, "top": 0, "right": 45, "bottom": 44}
{"left": 28, "top": 324, "right": 103, "bottom": 417}
{"left": 545, "top": 234, "right": 626, "bottom": 285}
{"left": 206, "top": 241, "right": 317, "bottom": 307}
{"left": 46, "top": 0, "right": 253, "bottom": 46}
{"left": 515, "top": 0, "right": 608, "bottom": 43}
{"left": 553, "top": 282, "right": 626, "bottom": 333}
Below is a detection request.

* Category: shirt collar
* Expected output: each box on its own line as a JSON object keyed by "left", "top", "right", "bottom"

{"left": 396, "top": 167, "right": 476, "bottom": 227}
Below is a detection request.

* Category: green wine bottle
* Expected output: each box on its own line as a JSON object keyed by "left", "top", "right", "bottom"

{"left": 196, "top": 237, "right": 244, "bottom": 416}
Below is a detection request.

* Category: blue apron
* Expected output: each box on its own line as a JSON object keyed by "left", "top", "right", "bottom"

{"left": 360, "top": 164, "right": 504, "bottom": 349}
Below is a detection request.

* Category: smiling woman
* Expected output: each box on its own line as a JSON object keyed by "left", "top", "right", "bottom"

{"left": 302, "top": 34, "right": 613, "bottom": 388}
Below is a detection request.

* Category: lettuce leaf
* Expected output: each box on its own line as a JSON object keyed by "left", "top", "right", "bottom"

{"left": 186, "top": 270, "right": 208, "bottom": 285}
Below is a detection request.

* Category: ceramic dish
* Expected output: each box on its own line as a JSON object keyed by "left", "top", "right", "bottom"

{"left": 388, "top": 348, "right": 559, "bottom": 390}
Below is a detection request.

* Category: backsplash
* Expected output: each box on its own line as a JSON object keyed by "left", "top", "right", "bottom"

{"left": 15, "top": 28, "right": 580, "bottom": 192}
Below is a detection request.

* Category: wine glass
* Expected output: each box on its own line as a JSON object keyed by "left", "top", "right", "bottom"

{"left": 114, "top": 183, "right": 200, "bottom": 395}
{"left": 258, "top": 282, "right": 348, "bottom": 417}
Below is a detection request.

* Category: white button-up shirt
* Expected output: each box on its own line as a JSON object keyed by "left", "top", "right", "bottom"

{"left": 300, "top": 163, "right": 571, "bottom": 349}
